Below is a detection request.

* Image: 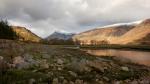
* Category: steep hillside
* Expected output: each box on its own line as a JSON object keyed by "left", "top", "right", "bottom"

{"left": 12, "top": 26, "right": 42, "bottom": 42}
{"left": 73, "top": 25, "right": 135, "bottom": 45}
{"left": 73, "top": 19, "right": 150, "bottom": 45}
{"left": 115, "top": 19, "right": 150, "bottom": 44}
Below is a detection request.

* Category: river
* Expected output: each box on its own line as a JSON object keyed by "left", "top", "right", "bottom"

{"left": 83, "top": 49, "right": 150, "bottom": 66}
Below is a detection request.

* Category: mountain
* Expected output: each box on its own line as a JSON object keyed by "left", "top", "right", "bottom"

{"left": 115, "top": 19, "right": 150, "bottom": 44}
{"left": 46, "top": 31, "right": 75, "bottom": 40}
{"left": 12, "top": 26, "right": 42, "bottom": 42}
{"left": 73, "top": 19, "right": 150, "bottom": 45}
{"left": 73, "top": 25, "right": 135, "bottom": 45}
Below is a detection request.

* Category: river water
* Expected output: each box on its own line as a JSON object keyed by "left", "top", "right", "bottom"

{"left": 84, "top": 49, "right": 150, "bottom": 66}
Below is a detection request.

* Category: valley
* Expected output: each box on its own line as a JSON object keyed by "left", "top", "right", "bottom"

{"left": 1, "top": 19, "right": 150, "bottom": 84}
{"left": 1, "top": 0, "right": 150, "bottom": 84}
{"left": 0, "top": 39, "right": 150, "bottom": 84}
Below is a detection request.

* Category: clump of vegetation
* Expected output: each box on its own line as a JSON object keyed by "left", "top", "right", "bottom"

{"left": 0, "top": 69, "right": 49, "bottom": 84}
{"left": 0, "top": 20, "right": 18, "bottom": 40}
{"left": 41, "top": 38, "right": 75, "bottom": 45}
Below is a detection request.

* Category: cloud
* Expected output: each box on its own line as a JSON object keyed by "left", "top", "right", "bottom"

{"left": 0, "top": 0, "right": 150, "bottom": 38}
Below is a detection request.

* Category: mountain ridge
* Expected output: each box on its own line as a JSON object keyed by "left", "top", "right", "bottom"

{"left": 73, "top": 19, "right": 150, "bottom": 45}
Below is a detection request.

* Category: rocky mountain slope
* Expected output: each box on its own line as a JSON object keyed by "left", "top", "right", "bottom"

{"left": 46, "top": 31, "right": 75, "bottom": 40}
{"left": 12, "top": 26, "right": 42, "bottom": 42}
{"left": 73, "top": 19, "right": 150, "bottom": 45}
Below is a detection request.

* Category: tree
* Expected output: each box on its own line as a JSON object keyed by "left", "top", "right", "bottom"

{"left": 0, "top": 20, "right": 18, "bottom": 40}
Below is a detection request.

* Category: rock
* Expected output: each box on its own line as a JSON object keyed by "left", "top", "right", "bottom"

{"left": 12, "top": 56, "right": 30, "bottom": 69}
{"left": 68, "top": 71, "right": 77, "bottom": 77}
{"left": 59, "top": 76, "right": 64, "bottom": 80}
{"left": 103, "top": 77, "right": 109, "bottom": 81}
{"left": 24, "top": 54, "right": 34, "bottom": 62}
{"left": 42, "top": 54, "right": 50, "bottom": 59}
{"left": 98, "top": 81, "right": 104, "bottom": 84}
{"left": 114, "top": 81, "right": 121, "bottom": 84}
{"left": 70, "top": 59, "right": 91, "bottom": 72}
{"left": 13, "top": 56, "right": 25, "bottom": 64}
{"left": 121, "top": 67, "right": 129, "bottom": 71}
{"left": 87, "top": 61, "right": 105, "bottom": 72}
{"left": 39, "top": 60, "right": 49, "bottom": 69}
{"left": 29, "top": 78, "right": 35, "bottom": 84}
{"left": 62, "top": 79, "right": 68, "bottom": 84}
{"left": 0, "top": 56, "right": 3, "bottom": 60}
{"left": 58, "top": 67, "right": 62, "bottom": 70}
{"left": 95, "top": 79, "right": 99, "bottom": 82}
{"left": 75, "top": 79, "right": 83, "bottom": 84}
{"left": 131, "top": 80, "right": 138, "bottom": 84}
{"left": 69, "top": 81, "right": 75, "bottom": 84}
{"left": 52, "top": 78, "right": 59, "bottom": 84}
{"left": 57, "top": 59, "right": 63, "bottom": 64}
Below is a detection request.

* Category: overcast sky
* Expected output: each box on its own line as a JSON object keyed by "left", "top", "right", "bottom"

{"left": 0, "top": 0, "right": 150, "bottom": 38}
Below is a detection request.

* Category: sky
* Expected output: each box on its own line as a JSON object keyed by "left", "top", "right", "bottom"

{"left": 0, "top": 0, "right": 150, "bottom": 38}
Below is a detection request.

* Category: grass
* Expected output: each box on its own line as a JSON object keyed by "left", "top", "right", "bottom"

{"left": 0, "top": 69, "right": 49, "bottom": 84}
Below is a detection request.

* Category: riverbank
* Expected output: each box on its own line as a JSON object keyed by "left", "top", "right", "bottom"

{"left": 0, "top": 40, "right": 150, "bottom": 84}
{"left": 80, "top": 44, "right": 150, "bottom": 51}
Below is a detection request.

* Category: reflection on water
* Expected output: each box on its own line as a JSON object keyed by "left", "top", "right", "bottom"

{"left": 84, "top": 49, "right": 150, "bottom": 66}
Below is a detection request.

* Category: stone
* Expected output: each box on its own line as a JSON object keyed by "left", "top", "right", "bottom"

{"left": 13, "top": 56, "right": 25, "bottom": 64}
{"left": 121, "top": 67, "right": 129, "bottom": 71}
{"left": 12, "top": 56, "right": 30, "bottom": 69}
{"left": 69, "top": 81, "right": 75, "bottom": 84}
{"left": 52, "top": 78, "right": 59, "bottom": 84}
{"left": 0, "top": 56, "right": 3, "bottom": 60}
{"left": 58, "top": 67, "right": 62, "bottom": 70}
{"left": 57, "top": 59, "right": 63, "bottom": 64}
{"left": 40, "top": 63, "right": 49, "bottom": 69}
{"left": 59, "top": 76, "right": 64, "bottom": 80}
{"left": 98, "top": 81, "right": 104, "bottom": 84}
{"left": 29, "top": 78, "right": 35, "bottom": 84}
{"left": 114, "top": 81, "right": 121, "bottom": 84}
{"left": 131, "top": 80, "right": 138, "bottom": 84}
{"left": 62, "top": 79, "right": 68, "bottom": 84}
{"left": 40, "top": 60, "right": 49, "bottom": 69}
{"left": 103, "top": 77, "right": 109, "bottom": 81}
{"left": 75, "top": 79, "right": 83, "bottom": 84}
{"left": 42, "top": 54, "right": 50, "bottom": 59}
{"left": 68, "top": 71, "right": 77, "bottom": 77}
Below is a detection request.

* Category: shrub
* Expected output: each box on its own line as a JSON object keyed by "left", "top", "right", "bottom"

{"left": 0, "top": 20, "right": 18, "bottom": 40}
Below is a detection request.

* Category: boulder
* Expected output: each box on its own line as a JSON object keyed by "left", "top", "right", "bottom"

{"left": 121, "top": 67, "right": 129, "bottom": 71}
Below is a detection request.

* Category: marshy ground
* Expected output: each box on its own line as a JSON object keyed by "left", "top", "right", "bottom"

{"left": 0, "top": 40, "right": 150, "bottom": 84}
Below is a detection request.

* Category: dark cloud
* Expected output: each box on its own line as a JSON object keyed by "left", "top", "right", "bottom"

{"left": 0, "top": 0, "right": 150, "bottom": 37}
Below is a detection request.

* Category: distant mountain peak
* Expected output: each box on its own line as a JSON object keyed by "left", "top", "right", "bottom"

{"left": 46, "top": 31, "right": 75, "bottom": 40}
{"left": 53, "top": 31, "right": 74, "bottom": 35}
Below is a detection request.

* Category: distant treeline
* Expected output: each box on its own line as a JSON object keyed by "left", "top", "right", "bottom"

{"left": 0, "top": 20, "right": 18, "bottom": 40}
{"left": 42, "top": 39, "right": 75, "bottom": 45}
